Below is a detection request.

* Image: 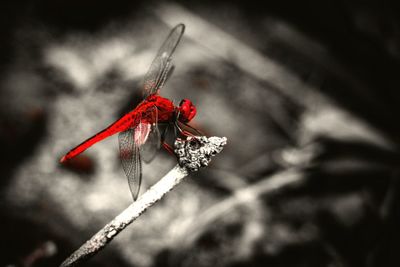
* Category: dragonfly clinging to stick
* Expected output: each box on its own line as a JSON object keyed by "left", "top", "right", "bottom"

{"left": 60, "top": 24, "right": 199, "bottom": 200}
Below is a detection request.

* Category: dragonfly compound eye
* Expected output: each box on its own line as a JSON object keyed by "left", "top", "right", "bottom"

{"left": 179, "top": 99, "right": 196, "bottom": 122}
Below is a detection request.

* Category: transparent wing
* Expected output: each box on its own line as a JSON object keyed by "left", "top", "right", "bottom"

{"left": 142, "top": 24, "right": 185, "bottom": 98}
{"left": 141, "top": 106, "right": 161, "bottom": 163}
{"left": 118, "top": 128, "right": 142, "bottom": 201}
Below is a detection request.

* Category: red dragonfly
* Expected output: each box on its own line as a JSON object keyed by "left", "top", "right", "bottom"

{"left": 60, "top": 24, "right": 198, "bottom": 200}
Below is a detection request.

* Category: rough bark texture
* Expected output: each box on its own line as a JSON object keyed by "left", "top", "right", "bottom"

{"left": 61, "top": 166, "right": 188, "bottom": 267}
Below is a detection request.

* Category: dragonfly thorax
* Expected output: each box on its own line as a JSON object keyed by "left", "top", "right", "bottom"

{"left": 178, "top": 99, "right": 196, "bottom": 123}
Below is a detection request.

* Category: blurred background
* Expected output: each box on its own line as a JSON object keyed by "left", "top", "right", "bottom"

{"left": 1, "top": 0, "right": 400, "bottom": 266}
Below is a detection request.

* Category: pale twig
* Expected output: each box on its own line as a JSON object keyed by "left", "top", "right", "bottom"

{"left": 60, "top": 136, "right": 227, "bottom": 267}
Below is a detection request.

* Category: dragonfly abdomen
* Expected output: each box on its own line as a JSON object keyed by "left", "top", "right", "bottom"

{"left": 60, "top": 96, "right": 175, "bottom": 163}
{"left": 60, "top": 112, "right": 140, "bottom": 162}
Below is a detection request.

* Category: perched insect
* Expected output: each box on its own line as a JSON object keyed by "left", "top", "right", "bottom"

{"left": 60, "top": 24, "right": 199, "bottom": 200}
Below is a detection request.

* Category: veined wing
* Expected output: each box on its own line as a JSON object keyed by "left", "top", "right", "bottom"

{"left": 142, "top": 24, "right": 185, "bottom": 98}
{"left": 118, "top": 106, "right": 165, "bottom": 200}
{"left": 140, "top": 106, "right": 161, "bottom": 163}
{"left": 119, "top": 121, "right": 152, "bottom": 201}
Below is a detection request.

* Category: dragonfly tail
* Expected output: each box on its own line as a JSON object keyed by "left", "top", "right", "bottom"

{"left": 60, "top": 155, "right": 67, "bottom": 163}
{"left": 60, "top": 125, "right": 120, "bottom": 163}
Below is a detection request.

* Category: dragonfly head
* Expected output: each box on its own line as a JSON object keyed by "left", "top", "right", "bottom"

{"left": 178, "top": 99, "right": 196, "bottom": 122}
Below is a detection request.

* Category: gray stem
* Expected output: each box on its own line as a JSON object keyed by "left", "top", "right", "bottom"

{"left": 60, "top": 165, "right": 188, "bottom": 267}
{"left": 60, "top": 136, "right": 227, "bottom": 267}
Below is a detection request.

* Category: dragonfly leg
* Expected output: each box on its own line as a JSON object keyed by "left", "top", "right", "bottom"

{"left": 181, "top": 130, "right": 195, "bottom": 137}
{"left": 174, "top": 121, "right": 194, "bottom": 137}
{"left": 181, "top": 122, "right": 204, "bottom": 135}
{"left": 162, "top": 142, "right": 175, "bottom": 155}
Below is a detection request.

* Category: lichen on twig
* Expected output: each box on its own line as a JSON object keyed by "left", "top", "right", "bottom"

{"left": 60, "top": 135, "right": 227, "bottom": 267}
